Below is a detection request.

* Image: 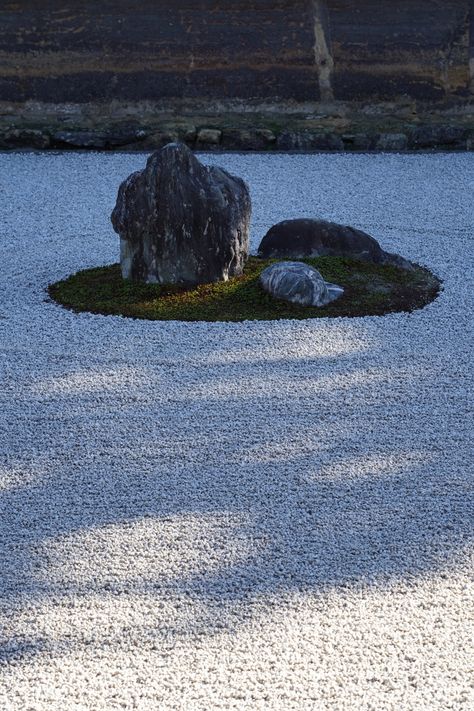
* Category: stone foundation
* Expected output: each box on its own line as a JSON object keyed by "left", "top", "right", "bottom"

{"left": 1, "top": 1, "right": 473, "bottom": 150}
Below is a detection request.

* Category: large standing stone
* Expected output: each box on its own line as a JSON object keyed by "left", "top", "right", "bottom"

{"left": 260, "top": 261, "right": 343, "bottom": 307}
{"left": 111, "top": 142, "right": 251, "bottom": 285}
{"left": 258, "top": 219, "right": 413, "bottom": 270}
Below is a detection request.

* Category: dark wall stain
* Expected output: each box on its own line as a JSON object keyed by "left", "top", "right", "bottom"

{"left": 0, "top": 0, "right": 471, "bottom": 104}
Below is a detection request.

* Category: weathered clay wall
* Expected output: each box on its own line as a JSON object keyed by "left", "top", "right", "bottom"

{"left": 329, "top": 0, "right": 471, "bottom": 100}
{"left": 0, "top": 1, "right": 316, "bottom": 103}
{"left": 0, "top": 0, "right": 472, "bottom": 105}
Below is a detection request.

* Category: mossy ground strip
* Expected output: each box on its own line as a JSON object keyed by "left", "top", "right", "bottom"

{"left": 49, "top": 256, "right": 440, "bottom": 322}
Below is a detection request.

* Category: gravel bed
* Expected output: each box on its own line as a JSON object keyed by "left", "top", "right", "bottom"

{"left": 0, "top": 151, "right": 473, "bottom": 710}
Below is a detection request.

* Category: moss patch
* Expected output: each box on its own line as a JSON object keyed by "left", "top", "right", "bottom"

{"left": 48, "top": 256, "right": 440, "bottom": 322}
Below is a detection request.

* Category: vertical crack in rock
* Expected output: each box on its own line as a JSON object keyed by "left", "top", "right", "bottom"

{"left": 311, "top": 0, "right": 334, "bottom": 101}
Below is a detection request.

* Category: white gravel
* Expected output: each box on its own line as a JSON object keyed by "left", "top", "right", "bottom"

{"left": 0, "top": 151, "right": 473, "bottom": 711}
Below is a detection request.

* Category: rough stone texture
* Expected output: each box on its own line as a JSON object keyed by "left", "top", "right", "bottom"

{"left": 0, "top": 128, "right": 50, "bottom": 149}
{"left": 53, "top": 130, "right": 108, "bottom": 149}
{"left": 0, "top": 1, "right": 472, "bottom": 106}
{"left": 260, "top": 261, "right": 344, "bottom": 307}
{"left": 258, "top": 219, "right": 413, "bottom": 269}
{"left": 111, "top": 143, "right": 251, "bottom": 285}
{"left": 196, "top": 129, "right": 222, "bottom": 146}
{"left": 2, "top": 119, "right": 474, "bottom": 152}
{"left": 376, "top": 133, "right": 408, "bottom": 152}
{"left": 276, "top": 131, "right": 344, "bottom": 151}
{"left": 342, "top": 133, "right": 376, "bottom": 150}
{"left": 139, "top": 130, "right": 180, "bottom": 150}
{"left": 52, "top": 127, "right": 148, "bottom": 149}
{"left": 409, "top": 125, "right": 468, "bottom": 149}
{"left": 222, "top": 128, "right": 276, "bottom": 151}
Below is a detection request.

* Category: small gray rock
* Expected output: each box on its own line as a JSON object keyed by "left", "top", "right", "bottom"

{"left": 409, "top": 125, "right": 467, "bottom": 149}
{"left": 276, "top": 131, "right": 344, "bottom": 152}
{"left": 1, "top": 128, "right": 50, "bottom": 149}
{"left": 197, "top": 128, "right": 222, "bottom": 145}
{"left": 256, "top": 128, "right": 277, "bottom": 144}
{"left": 103, "top": 127, "right": 148, "bottom": 147}
{"left": 147, "top": 130, "right": 180, "bottom": 149}
{"left": 342, "top": 133, "right": 374, "bottom": 151}
{"left": 260, "top": 261, "right": 343, "bottom": 307}
{"left": 182, "top": 126, "right": 197, "bottom": 143}
{"left": 52, "top": 130, "right": 108, "bottom": 148}
{"left": 222, "top": 128, "right": 276, "bottom": 151}
{"left": 310, "top": 132, "right": 345, "bottom": 151}
{"left": 376, "top": 133, "right": 408, "bottom": 152}
{"left": 353, "top": 134, "right": 375, "bottom": 150}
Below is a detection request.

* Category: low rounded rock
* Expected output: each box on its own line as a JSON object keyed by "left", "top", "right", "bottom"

{"left": 258, "top": 218, "right": 413, "bottom": 270}
{"left": 259, "top": 261, "right": 344, "bottom": 307}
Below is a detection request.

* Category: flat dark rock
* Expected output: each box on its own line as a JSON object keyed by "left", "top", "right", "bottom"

{"left": 258, "top": 219, "right": 412, "bottom": 270}
{"left": 111, "top": 142, "right": 251, "bottom": 285}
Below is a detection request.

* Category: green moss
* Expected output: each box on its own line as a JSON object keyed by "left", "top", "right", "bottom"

{"left": 48, "top": 256, "right": 440, "bottom": 322}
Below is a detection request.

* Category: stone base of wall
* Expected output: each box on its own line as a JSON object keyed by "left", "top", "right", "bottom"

{"left": 1, "top": 97, "right": 474, "bottom": 152}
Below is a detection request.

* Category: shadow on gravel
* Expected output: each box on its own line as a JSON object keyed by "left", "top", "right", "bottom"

{"left": 0, "top": 346, "right": 472, "bottom": 662}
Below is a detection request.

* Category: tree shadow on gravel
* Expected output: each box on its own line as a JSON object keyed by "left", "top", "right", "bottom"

{"left": 0, "top": 351, "right": 472, "bottom": 662}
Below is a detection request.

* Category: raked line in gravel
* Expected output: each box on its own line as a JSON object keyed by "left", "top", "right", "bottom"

{"left": 0, "top": 152, "right": 473, "bottom": 710}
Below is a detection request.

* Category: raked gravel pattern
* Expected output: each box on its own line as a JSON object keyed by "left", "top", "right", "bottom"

{"left": 0, "top": 151, "right": 473, "bottom": 711}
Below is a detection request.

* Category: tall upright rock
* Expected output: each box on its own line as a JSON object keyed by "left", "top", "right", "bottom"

{"left": 111, "top": 143, "right": 251, "bottom": 286}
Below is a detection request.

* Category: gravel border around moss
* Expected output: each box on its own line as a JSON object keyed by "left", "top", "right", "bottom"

{"left": 48, "top": 256, "right": 441, "bottom": 323}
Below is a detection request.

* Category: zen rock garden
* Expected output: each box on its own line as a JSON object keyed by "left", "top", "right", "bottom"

{"left": 50, "top": 142, "right": 440, "bottom": 321}
{"left": 4, "top": 5, "right": 471, "bottom": 706}
{"left": 111, "top": 142, "right": 345, "bottom": 308}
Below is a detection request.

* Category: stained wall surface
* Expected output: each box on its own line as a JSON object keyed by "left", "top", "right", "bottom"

{"left": 0, "top": 0, "right": 472, "bottom": 105}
